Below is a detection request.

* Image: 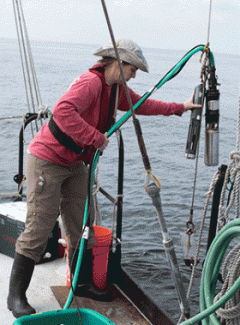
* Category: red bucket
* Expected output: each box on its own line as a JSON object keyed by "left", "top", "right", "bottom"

{"left": 92, "top": 225, "right": 112, "bottom": 290}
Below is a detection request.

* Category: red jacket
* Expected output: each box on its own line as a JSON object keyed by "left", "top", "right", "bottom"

{"left": 28, "top": 65, "right": 184, "bottom": 166}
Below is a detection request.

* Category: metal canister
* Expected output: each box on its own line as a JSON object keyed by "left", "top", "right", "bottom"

{"left": 205, "top": 99, "right": 220, "bottom": 166}
{"left": 185, "top": 84, "right": 204, "bottom": 159}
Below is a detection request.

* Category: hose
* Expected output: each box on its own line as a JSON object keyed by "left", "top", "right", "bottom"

{"left": 64, "top": 45, "right": 215, "bottom": 310}
{"left": 108, "top": 45, "right": 215, "bottom": 138}
{"left": 179, "top": 218, "right": 240, "bottom": 325}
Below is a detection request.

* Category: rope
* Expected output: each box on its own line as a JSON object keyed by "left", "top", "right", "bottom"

{"left": 179, "top": 220, "right": 240, "bottom": 325}
{"left": 12, "top": 0, "right": 48, "bottom": 137}
{"left": 0, "top": 115, "right": 23, "bottom": 120}
{"left": 218, "top": 153, "right": 240, "bottom": 230}
{"left": 214, "top": 152, "right": 240, "bottom": 324}
{"left": 206, "top": 65, "right": 240, "bottom": 325}
{"left": 217, "top": 41, "right": 240, "bottom": 231}
{"left": 236, "top": 93, "right": 240, "bottom": 151}
{"left": 177, "top": 169, "right": 222, "bottom": 324}
{"left": 207, "top": 0, "right": 213, "bottom": 44}
{"left": 214, "top": 244, "right": 240, "bottom": 324}
{"left": 200, "top": 43, "right": 210, "bottom": 84}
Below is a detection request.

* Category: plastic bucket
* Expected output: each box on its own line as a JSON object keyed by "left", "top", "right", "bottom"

{"left": 13, "top": 308, "right": 116, "bottom": 324}
{"left": 92, "top": 225, "right": 112, "bottom": 290}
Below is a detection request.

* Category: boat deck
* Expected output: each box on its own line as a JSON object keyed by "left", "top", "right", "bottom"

{"left": 2, "top": 253, "right": 152, "bottom": 325}
{"left": 0, "top": 200, "right": 174, "bottom": 325}
{"left": 52, "top": 285, "right": 151, "bottom": 325}
{"left": 1, "top": 253, "right": 66, "bottom": 325}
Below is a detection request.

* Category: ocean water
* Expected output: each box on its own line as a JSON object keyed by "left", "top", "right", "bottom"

{"left": 0, "top": 37, "right": 240, "bottom": 322}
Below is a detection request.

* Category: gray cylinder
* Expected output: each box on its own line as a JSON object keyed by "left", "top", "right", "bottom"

{"left": 205, "top": 129, "right": 219, "bottom": 166}
{"left": 185, "top": 84, "right": 204, "bottom": 159}
{"left": 205, "top": 100, "right": 219, "bottom": 166}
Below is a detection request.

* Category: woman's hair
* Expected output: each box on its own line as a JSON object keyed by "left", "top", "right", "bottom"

{"left": 97, "top": 56, "right": 130, "bottom": 69}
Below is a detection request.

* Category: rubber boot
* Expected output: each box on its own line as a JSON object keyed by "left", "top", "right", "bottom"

{"left": 69, "top": 247, "right": 113, "bottom": 301}
{"left": 7, "top": 253, "right": 36, "bottom": 318}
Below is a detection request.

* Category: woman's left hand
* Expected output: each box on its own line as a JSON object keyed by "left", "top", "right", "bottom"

{"left": 183, "top": 92, "right": 202, "bottom": 112}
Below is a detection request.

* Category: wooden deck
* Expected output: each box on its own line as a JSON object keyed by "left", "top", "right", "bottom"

{"left": 51, "top": 285, "right": 151, "bottom": 325}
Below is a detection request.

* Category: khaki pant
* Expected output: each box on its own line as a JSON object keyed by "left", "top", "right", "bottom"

{"left": 16, "top": 153, "right": 95, "bottom": 263}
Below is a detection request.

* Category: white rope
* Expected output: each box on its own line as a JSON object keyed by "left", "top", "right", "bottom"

{"left": 0, "top": 115, "right": 23, "bottom": 120}
{"left": 37, "top": 104, "right": 51, "bottom": 120}
{"left": 12, "top": 0, "right": 49, "bottom": 137}
{"left": 217, "top": 153, "right": 240, "bottom": 231}
{"left": 217, "top": 80, "right": 240, "bottom": 229}
{"left": 177, "top": 169, "right": 221, "bottom": 324}
{"left": 210, "top": 77, "right": 240, "bottom": 324}
{"left": 214, "top": 244, "right": 240, "bottom": 324}
{"left": 206, "top": 0, "right": 213, "bottom": 44}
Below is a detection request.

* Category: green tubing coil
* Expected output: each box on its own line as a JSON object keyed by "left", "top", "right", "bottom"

{"left": 180, "top": 218, "right": 240, "bottom": 325}
{"left": 63, "top": 45, "right": 215, "bottom": 310}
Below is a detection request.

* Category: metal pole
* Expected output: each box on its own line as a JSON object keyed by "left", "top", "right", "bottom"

{"left": 100, "top": 0, "right": 152, "bottom": 172}
{"left": 147, "top": 182, "right": 191, "bottom": 318}
{"left": 100, "top": 0, "right": 190, "bottom": 317}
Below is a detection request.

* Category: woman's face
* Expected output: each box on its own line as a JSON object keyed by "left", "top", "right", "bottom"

{"left": 106, "top": 61, "right": 138, "bottom": 85}
{"left": 118, "top": 64, "right": 138, "bottom": 83}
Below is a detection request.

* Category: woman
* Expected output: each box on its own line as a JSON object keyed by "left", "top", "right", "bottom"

{"left": 7, "top": 39, "right": 201, "bottom": 318}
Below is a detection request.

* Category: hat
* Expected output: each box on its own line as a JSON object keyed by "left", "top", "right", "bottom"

{"left": 93, "top": 39, "right": 149, "bottom": 73}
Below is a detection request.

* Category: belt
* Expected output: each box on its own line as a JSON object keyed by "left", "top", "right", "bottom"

{"left": 48, "top": 115, "right": 88, "bottom": 155}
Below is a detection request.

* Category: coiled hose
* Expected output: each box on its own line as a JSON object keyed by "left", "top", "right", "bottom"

{"left": 180, "top": 218, "right": 240, "bottom": 325}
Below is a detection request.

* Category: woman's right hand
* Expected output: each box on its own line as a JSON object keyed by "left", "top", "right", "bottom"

{"left": 98, "top": 132, "right": 109, "bottom": 152}
{"left": 183, "top": 92, "right": 202, "bottom": 112}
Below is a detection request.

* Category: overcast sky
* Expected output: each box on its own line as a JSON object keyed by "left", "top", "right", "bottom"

{"left": 1, "top": 0, "right": 240, "bottom": 55}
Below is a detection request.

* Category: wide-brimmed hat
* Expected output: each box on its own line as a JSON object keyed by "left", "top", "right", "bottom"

{"left": 93, "top": 39, "right": 149, "bottom": 73}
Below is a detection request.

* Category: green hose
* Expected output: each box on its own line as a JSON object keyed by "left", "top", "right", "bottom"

{"left": 180, "top": 218, "right": 240, "bottom": 325}
{"left": 108, "top": 45, "right": 215, "bottom": 138}
{"left": 63, "top": 45, "right": 215, "bottom": 310}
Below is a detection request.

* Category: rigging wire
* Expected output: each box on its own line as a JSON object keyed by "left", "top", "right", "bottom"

{"left": 0, "top": 115, "right": 23, "bottom": 120}
{"left": 12, "top": 0, "right": 34, "bottom": 137}
{"left": 207, "top": 0, "right": 213, "bottom": 44}
{"left": 12, "top": 0, "right": 49, "bottom": 138}
{"left": 184, "top": 0, "right": 214, "bottom": 239}
{"left": 177, "top": 0, "right": 214, "bottom": 323}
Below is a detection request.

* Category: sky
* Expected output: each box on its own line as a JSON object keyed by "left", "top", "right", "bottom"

{"left": 1, "top": 0, "right": 240, "bottom": 55}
